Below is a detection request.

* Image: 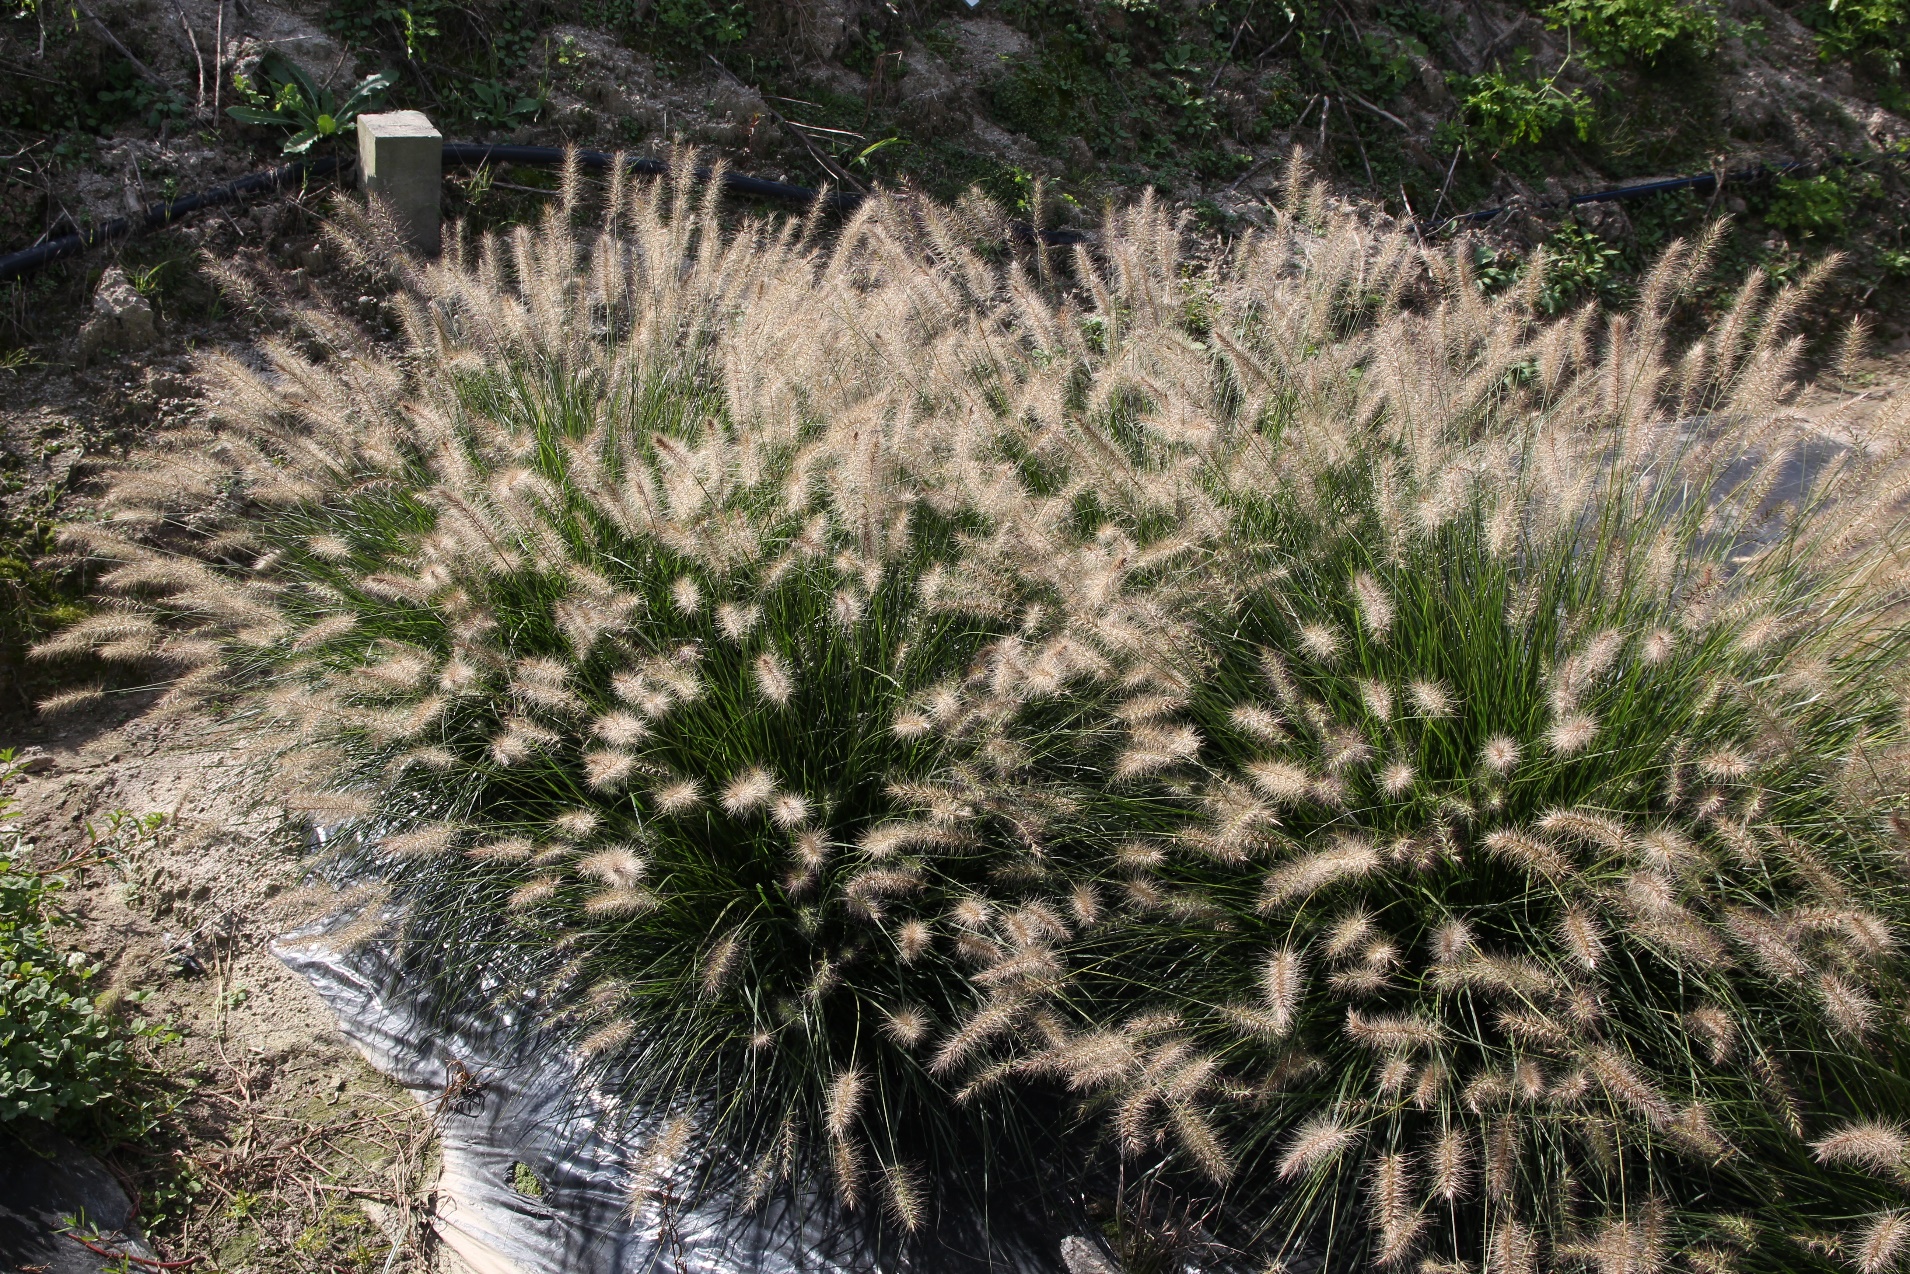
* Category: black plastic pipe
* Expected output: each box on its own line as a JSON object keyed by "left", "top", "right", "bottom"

{"left": 441, "top": 142, "right": 866, "bottom": 212}
{"left": 443, "top": 142, "right": 1092, "bottom": 245}
{"left": 1430, "top": 159, "right": 1808, "bottom": 231}
{"left": 0, "top": 143, "right": 1830, "bottom": 282}
{"left": 0, "top": 154, "right": 347, "bottom": 282}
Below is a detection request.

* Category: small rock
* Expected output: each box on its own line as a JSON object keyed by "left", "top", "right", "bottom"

{"left": 798, "top": 0, "right": 856, "bottom": 58}
{"left": 77, "top": 266, "right": 157, "bottom": 364}
{"left": 1579, "top": 200, "right": 1631, "bottom": 243}
{"left": 0, "top": 1122, "right": 157, "bottom": 1270}
{"left": 10, "top": 746, "right": 54, "bottom": 775}
{"left": 712, "top": 84, "right": 765, "bottom": 122}
{"left": 162, "top": 931, "right": 206, "bottom": 978}
{"left": 1060, "top": 1236, "right": 1119, "bottom": 1274}
{"left": 582, "top": 78, "right": 624, "bottom": 109}
{"left": 359, "top": 1198, "right": 404, "bottom": 1243}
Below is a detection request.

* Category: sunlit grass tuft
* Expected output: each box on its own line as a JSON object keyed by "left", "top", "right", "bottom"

{"left": 48, "top": 157, "right": 1910, "bottom": 1267}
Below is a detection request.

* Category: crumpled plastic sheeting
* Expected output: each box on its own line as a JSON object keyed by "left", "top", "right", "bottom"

{"left": 276, "top": 933, "right": 904, "bottom": 1274}
{"left": 277, "top": 932, "right": 1080, "bottom": 1274}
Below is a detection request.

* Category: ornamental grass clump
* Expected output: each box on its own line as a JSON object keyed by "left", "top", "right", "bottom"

{"left": 45, "top": 158, "right": 1910, "bottom": 1269}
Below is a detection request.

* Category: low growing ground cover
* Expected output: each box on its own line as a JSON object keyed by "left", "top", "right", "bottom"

{"left": 38, "top": 166, "right": 1910, "bottom": 1270}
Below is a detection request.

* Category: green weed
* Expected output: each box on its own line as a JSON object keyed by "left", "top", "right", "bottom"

{"left": 654, "top": 0, "right": 751, "bottom": 50}
{"left": 1795, "top": 0, "right": 1909, "bottom": 72}
{"left": 227, "top": 52, "right": 396, "bottom": 155}
{"left": 1541, "top": 0, "right": 1720, "bottom": 63}
{"left": 1445, "top": 62, "right": 1592, "bottom": 153}
{"left": 1765, "top": 168, "right": 1883, "bottom": 239}
{"left": 0, "top": 752, "right": 178, "bottom": 1131}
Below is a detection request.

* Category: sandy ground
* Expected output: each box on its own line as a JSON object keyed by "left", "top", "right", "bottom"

{"left": 1792, "top": 345, "right": 1910, "bottom": 450}
{"left": 3, "top": 699, "right": 448, "bottom": 1272}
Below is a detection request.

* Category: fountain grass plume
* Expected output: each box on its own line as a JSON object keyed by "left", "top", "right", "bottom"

{"left": 44, "top": 155, "right": 1910, "bottom": 1267}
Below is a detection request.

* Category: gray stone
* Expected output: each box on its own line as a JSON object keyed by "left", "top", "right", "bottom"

{"left": 1580, "top": 200, "right": 1632, "bottom": 243}
{"left": 10, "top": 746, "right": 54, "bottom": 774}
{"left": 76, "top": 267, "right": 156, "bottom": 364}
{"left": 0, "top": 1121, "right": 157, "bottom": 1272}
{"left": 1060, "top": 1235, "right": 1120, "bottom": 1274}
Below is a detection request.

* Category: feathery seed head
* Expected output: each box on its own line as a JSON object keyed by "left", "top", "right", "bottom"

{"left": 671, "top": 577, "right": 703, "bottom": 615}
{"left": 1277, "top": 1114, "right": 1358, "bottom": 1179}
{"left": 832, "top": 589, "right": 866, "bottom": 629}
{"left": 1698, "top": 749, "right": 1753, "bottom": 781}
{"left": 383, "top": 823, "right": 461, "bottom": 857}
{"left": 754, "top": 651, "right": 796, "bottom": 707}
{"left": 467, "top": 836, "right": 534, "bottom": 863}
{"left": 1430, "top": 920, "right": 1475, "bottom": 964}
{"left": 578, "top": 847, "right": 647, "bottom": 889}
{"left": 1261, "top": 836, "right": 1382, "bottom": 909}
{"left": 721, "top": 766, "right": 777, "bottom": 816}
{"left": 1247, "top": 759, "right": 1316, "bottom": 806}
{"left": 826, "top": 1067, "right": 868, "bottom": 1140}
{"left": 1299, "top": 623, "right": 1343, "bottom": 662}
{"left": 769, "top": 792, "right": 811, "bottom": 829}
{"left": 702, "top": 932, "right": 744, "bottom": 996}
{"left": 1482, "top": 829, "right": 1573, "bottom": 880}
{"left": 715, "top": 602, "right": 763, "bottom": 641}
{"left": 1408, "top": 679, "right": 1456, "bottom": 718}
{"left": 1430, "top": 1129, "right": 1472, "bottom": 1202}
{"left": 1813, "top": 1122, "right": 1909, "bottom": 1174}
{"left": 1857, "top": 1212, "right": 1910, "bottom": 1274}
{"left": 1820, "top": 974, "right": 1878, "bottom": 1039}
{"left": 1359, "top": 679, "right": 1395, "bottom": 722}
{"left": 509, "top": 876, "right": 561, "bottom": 909}
{"left": 551, "top": 808, "right": 601, "bottom": 840}
{"left": 1260, "top": 947, "right": 1306, "bottom": 1036}
{"left": 1070, "top": 882, "right": 1103, "bottom": 927}
{"left": 1480, "top": 735, "right": 1521, "bottom": 774}
{"left": 1230, "top": 702, "right": 1288, "bottom": 741}
{"left": 895, "top": 920, "right": 933, "bottom": 962}
{"left": 1546, "top": 712, "right": 1599, "bottom": 755}
{"left": 1558, "top": 906, "right": 1607, "bottom": 970}
{"left": 948, "top": 896, "right": 993, "bottom": 929}
{"left": 1351, "top": 572, "right": 1395, "bottom": 637}
{"left": 654, "top": 777, "right": 704, "bottom": 814}
{"left": 584, "top": 748, "right": 638, "bottom": 791}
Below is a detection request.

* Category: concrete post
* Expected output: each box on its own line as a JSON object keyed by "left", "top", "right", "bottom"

{"left": 357, "top": 110, "right": 442, "bottom": 255}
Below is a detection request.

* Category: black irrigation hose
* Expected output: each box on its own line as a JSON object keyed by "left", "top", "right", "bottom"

{"left": 441, "top": 142, "right": 1094, "bottom": 245}
{"left": 0, "top": 154, "right": 348, "bottom": 282}
{"left": 441, "top": 142, "right": 862, "bottom": 212}
{"left": 0, "top": 142, "right": 1856, "bottom": 282}
{"left": 1427, "top": 159, "right": 1812, "bottom": 232}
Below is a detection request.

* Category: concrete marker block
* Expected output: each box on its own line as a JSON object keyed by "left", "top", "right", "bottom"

{"left": 357, "top": 110, "right": 442, "bottom": 255}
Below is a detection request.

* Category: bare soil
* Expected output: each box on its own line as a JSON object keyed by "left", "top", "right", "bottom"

{"left": 2, "top": 698, "right": 449, "bottom": 1273}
